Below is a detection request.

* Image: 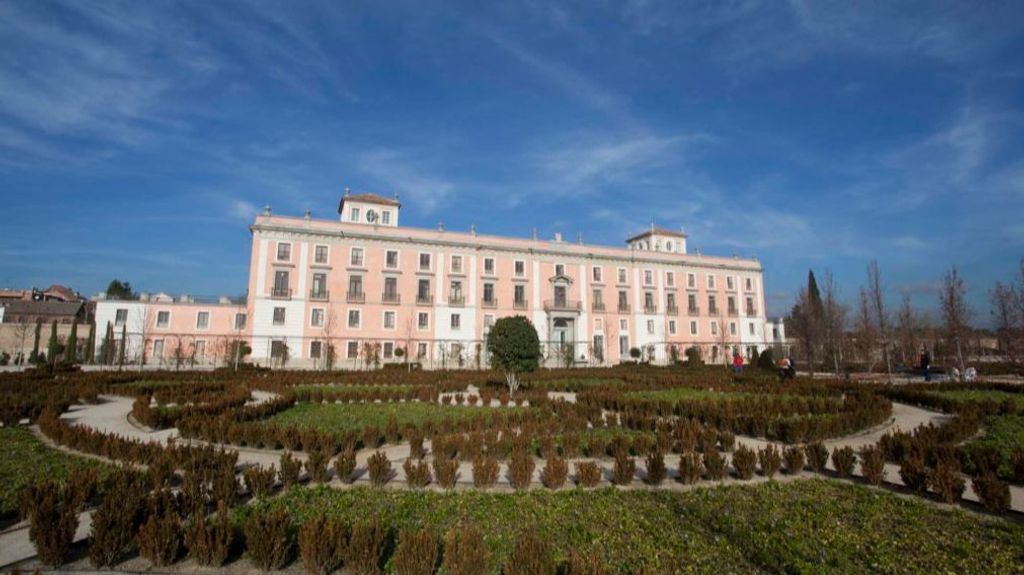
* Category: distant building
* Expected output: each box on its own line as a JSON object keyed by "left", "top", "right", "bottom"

{"left": 92, "top": 190, "right": 782, "bottom": 369}
{"left": 0, "top": 300, "right": 89, "bottom": 325}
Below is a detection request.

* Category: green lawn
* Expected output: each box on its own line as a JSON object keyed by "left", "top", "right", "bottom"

{"left": 247, "top": 479, "right": 1024, "bottom": 574}
{"left": 963, "top": 415, "right": 1024, "bottom": 480}
{"left": 0, "top": 427, "right": 111, "bottom": 520}
{"left": 266, "top": 402, "right": 519, "bottom": 434}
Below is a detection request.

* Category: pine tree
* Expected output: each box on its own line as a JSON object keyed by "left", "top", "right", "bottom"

{"left": 29, "top": 320, "right": 41, "bottom": 364}
{"left": 118, "top": 323, "right": 127, "bottom": 368}
{"left": 64, "top": 321, "right": 78, "bottom": 364}
{"left": 100, "top": 322, "right": 113, "bottom": 365}
{"left": 47, "top": 320, "right": 59, "bottom": 366}
{"left": 84, "top": 323, "right": 96, "bottom": 364}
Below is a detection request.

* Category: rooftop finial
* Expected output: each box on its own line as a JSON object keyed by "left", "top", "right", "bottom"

{"left": 531, "top": 227, "right": 538, "bottom": 240}
{"left": 344, "top": 187, "right": 351, "bottom": 197}
{"left": 262, "top": 204, "right": 272, "bottom": 216}
{"left": 577, "top": 232, "right": 583, "bottom": 245}
{"left": 303, "top": 208, "right": 311, "bottom": 220}
{"left": 470, "top": 223, "right": 477, "bottom": 236}
{"left": 438, "top": 221, "right": 445, "bottom": 232}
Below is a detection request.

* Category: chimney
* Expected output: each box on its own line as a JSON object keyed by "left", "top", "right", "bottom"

{"left": 553, "top": 232, "right": 563, "bottom": 242}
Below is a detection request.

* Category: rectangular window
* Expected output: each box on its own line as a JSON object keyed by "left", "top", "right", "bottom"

{"left": 196, "top": 311, "right": 210, "bottom": 329}
{"left": 418, "top": 312, "right": 429, "bottom": 330}
{"left": 274, "top": 270, "right": 290, "bottom": 297}
{"left": 271, "top": 340, "right": 287, "bottom": 358}
{"left": 115, "top": 309, "right": 128, "bottom": 326}
{"left": 153, "top": 339, "right": 164, "bottom": 358}
{"left": 644, "top": 292, "right": 655, "bottom": 311}
{"left": 273, "top": 307, "right": 286, "bottom": 325}
{"left": 690, "top": 321, "right": 698, "bottom": 335}
{"left": 617, "top": 290, "right": 628, "bottom": 309}
{"left": 350, "top": 247, "right": 364, "bottom": 267}
{"left": 593, "top": 288, "right": 603, "bottom": 306}
{"left": 729, "top": 322, "right": 736, "bottom": 335}
{"left": 385, "top": 250, "right": 399, "bottom": 269}
{"left": 195, "top": 340, "right": 206, "bottom": 359}
{"left": 593, "top": 266, "right": 602, "bottom": 282}
{"left": 666, "top": 272, "right": 675, "bottom": 287}
{"left": 711, "top": 321, "right": 719, "bottom": 336}
{"left": 746, "top": 296, "right": 755, "bottom": 314}
{"left": 234, "top": 313, "right": 246, "bottom": 330}
{"left": 620, "top": 319, "right": 628, "bottom": 330}
{"left": 667, "top": 293, "right": 676, "bottom": 310}
{"left": 383, "top": 311, "right": 396, "bottom": 329}
{"left": 514, "top": 260, "right": 525, "bottom": 277}
{"left": 749, "top": 322, "right": 756, "bottom": 335}
{"left": 310, "top": 341, "right": 322, "bottom": 359}
{"left": 617, "top": 268, "right": 627, "bottom": 284}
{"left": 311, "top": 308, "right": 324, "bottom": 327}
{"left": 514, "top": 285, "right": 526, "bottom": 304}
{"left": 417, "top": 279, "right": 431, "bottom": 301}
{"left": 311, "top": 272, "right": 327, "bottom": 298}
{"left": 619, "top": 335, "right": 629, "bottom": 356}
{"left": 746, "top": 277, "right": 754, "bottom": 291}
{"left": 383, "top": 342, "right": 394, "bottom": 359}
{"left": 644, "top": 270, "right": 653, "bottom": 285}
{"left": 347, "top": 341, "right": 359, "bottom": 358}
{"left": 156, "top": 311, "right": 170, "bottom": 328}
{"left": 555, "top": 263, "right": 565, "bottom": 276}
{"left": 314, "top": 245, "right": 329, "bottom": 264}
{"left": 708, "top": 295, "right": 717, "bottom": 314}
{"left": 687, "top": 273, "right": 696, "bottom": 288}
{"left": 416, "top": 342, "right": 428, "bottom": 359}
{"left": 484, "top": 314, "right": 495, "bottom": 329}
{"left": 381, "top": 210, "right": 391, "bottom": 225}
{"left": 419, "top": 252, "right": 431, "bottom": 271}
{"left": 348, "top": 275, "right": 363, "bottom": 298}
{"left": 277, "top": 242, "right": 291, "bottom": 261}
{"left": 450, "top": 280, "right": 463, "bottom": 300}
{"left": 484, "top": 258, "right": 495, "bottom": 275}
{"left": 707, "top": 274, "right": 716, "bottom": 289}
{"left": 383, "top": 277, "right": 398, "bottom": 301}
{"left": 350, "top": 207, "right": 360, "bottom": 222}
{"left": 483, "top": 283, "right": 495, "bottom": 303}
{"left": 727, "top": 276, "right": 735, "bottom": 290}
{"left": 647, "top": 319, "right": 655, "bottom": 334}
{"left": 728, "top": 296, "right": 737, "bottom": 313}
{"left": 451, "top": 255, "right": 463, "bottom": 273}
{"left": 450, "top": 314, "right": 461, "bottom": 329}
{"left": 669, "top": 320, "right": 677, "bottom": 335}
{"left": 348, "top": 309, "right": 360, "bottom": 328}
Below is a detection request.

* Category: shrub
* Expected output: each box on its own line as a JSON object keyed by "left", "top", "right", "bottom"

{"left": 503, "top": 530, "right": 557, "bottom": 575}
{"left": 718, "top": 431, "right": 736, "bottom": 452}
{"left": 299, "top": 514, "right": 347, "bottom": 575}
{"left": 334, "top": 449, "right": 357, "bottom": 483}
{"left": 678, "top": 452, "right": 704, "bottom": 484}
{"left": 347, "top": 518, "right": 386, "bottom": 575}
{"left": 928, "top": 459, "right": 965, "bottom": 504}
{"left": 574, "top": 461, "right": 602, "bottom": 487}
{"left": 184, "top": 501, "right": 233, "bottom": 567}
{"left": 758, "top": 445, "right": 782, "bottom": 478}
{"left": 138, "top": 491, "right": 181, "bottom": 567}
{"left": 541, "top": 453, "right": 569, "bottom": 489}
{"left": 783, "top": 445, "right": 805, "bottom": 474}
{"left": 472, "top": 455, "right": 499, "bottom": 489}
{"left": 1012, "top": 447, "right": 1024, "bottom": 484}
{"left": 244, "top": 507, "right": 293, "bottom": 571}
{"left": 434, "top": 456, "right": 459, "bottom": 489}
{"left": 404, "top": 458, "right": 432, "bottom": 489}
{"left": 22, "top": 478, "right": 84, "bottom": 567}
{"left": 832, "top": 446, "right": 856, "bottom": 477}
{"left": 702, "top": 447, "right": 726, "bottom": 480}
{"left": 392, "top": 527, "right": 440, "bottom": 575}
{"left": 244, "top": 465, "right": 276, "bottom": 498}
{"left": 731, "top": 445, "right": 757, "bottom": 480}
{"left": 213, "top": 462, "right": 239, "bottom": 506}
{"left": 806, "top": 442, "right": 829, "bottom": 473}
{"left": 508, "top": 451, "right": 536, "bottom": 489}
{"left": 899, "top": 456, "right": 929, "bottom": 494}
{"left": 280, "top": 451, "right": 302, "bottom": 487}
{"left": 306, "top": 448, "right": 330, "bottom": 483}
{"left": 972, "top": 473, "right": 1011, "bottom": 513}
{"left": 612, "top": 451, "right": 636, "bottom": 485}
{"left": 407, "top": 430, "right": 425, "bottom": 459}
{"left": 859, "top": 445, "right": 886, "bottom": 486}
{"left": 567, "top": 549, "right": 606, "bottom": 575}
{"left": 89, "top": 471, "right": 147, "bottom": 567}
{"left": 441, "top": 523, "right": 490, "bottom": 575}
{"left": 644, "top": 451, "right": 667, "bottom": 485}
{"left": 367, "top": 451, "right": 394, "bottom": 486}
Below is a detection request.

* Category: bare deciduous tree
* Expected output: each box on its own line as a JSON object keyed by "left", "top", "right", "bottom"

{"left": 939, "top": 266, "right": 971, "bottom": 379}
{"left": 895, "top": 294, "right": 924, "bottom": 365}
{"left": 820, "top": 270, "right": 847, "bottom": 376}
{"left": 854, "top": 288, "right": 878, "bottom": 371}
{"left": 867, "top": 261, "right": 892, "bottom": 379}
{"left": 990, "top": 282, "right": 1018, "bottom": 361}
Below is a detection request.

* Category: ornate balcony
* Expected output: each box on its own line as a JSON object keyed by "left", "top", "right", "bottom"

{"left": 416, "top": 293, "right": 433, "bottom": 305}
{"left": 309, "top": 289, "right": 329, "bottom": 301}
{"left": 482, "top": 297, "right": 498, "bottom": 308}
{"left": 382, "top": 292, "right": 400, "bottom": 304}
{"left": 592, "top": 301, "right": 606, "bottom": 312}
{"left": 644, "top": 304, "right": 658, "bottom": 314}
{"left": 746, "top": 307, "right": 758, "bottom": 317}
{"left": 271, "top": 287, "right": 292, "bottom": 300}
{"left": 728, "top": 308, "right": 739, "bottom": 317}
{"left": 346, "top": 291, "right": 365, "bottom": 304}
{"left": 617, "top": 302, "right": 631, "bottom": 313}
{"left": 513, "top": 299, "right": 528, "bottom": 310}
{"left": 449, "top": 294, "right": 466, "bottom": 306}
{"left": 666, "top": 305, "right": 679, "bottom": 315}
{"left": 544, "top": 299, "right": 582, "bottom": 312}
{"left": 688, "top": 306, "right": 701, "bottom": 315}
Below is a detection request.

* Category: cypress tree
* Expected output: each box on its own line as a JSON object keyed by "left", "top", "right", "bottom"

{"left": 47, "top": 320, "right": 59, "bottom": 366}
{"left": 65, "top": 321, "right": 78, "bottom": 364}
{"left": 118, "top": 323, "right": 127, "bottom": 368}
{"left": 100, "top": 322, "right": 113, "bottom": 365}
{"left": 29, "top": 320, "right": 41, "bottom": 364}
{"left": 84, "top": 323, "right": 96, "bottom": 364}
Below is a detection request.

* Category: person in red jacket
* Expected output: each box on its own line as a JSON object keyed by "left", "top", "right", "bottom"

{"left": 732, "top": 351, "right": 744, "bottom": 375}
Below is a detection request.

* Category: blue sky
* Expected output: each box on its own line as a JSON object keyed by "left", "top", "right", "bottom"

{"left": 1, "top": 1, "right": 1023, "bottom": 322}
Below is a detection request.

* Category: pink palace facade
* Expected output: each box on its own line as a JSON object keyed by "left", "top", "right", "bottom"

{"left": 93, "top": 192, "right": 785, "bottom": 369}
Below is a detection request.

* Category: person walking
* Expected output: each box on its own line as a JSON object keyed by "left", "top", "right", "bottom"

{"left": 732, "top": 351, "right": 744, "bottom": 375}
{"left": 778, "top": 356, "right": 791, "bottom": 382}
{"left": 919, "top": 349, "right": 931, "bottom": 382}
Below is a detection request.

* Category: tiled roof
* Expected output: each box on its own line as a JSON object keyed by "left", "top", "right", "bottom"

{"left": 626, "top": 227, "right": 688, "bottom": 242}
{"left": 1, "top": 300, "right": 84, "bottom": 317}
{"left": 337, "top": 193, "right": 401, "bottom": 212}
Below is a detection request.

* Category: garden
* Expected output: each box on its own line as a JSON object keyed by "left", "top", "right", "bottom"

{"left": 2, "top": 333, "right": 1023, "bottom": 574}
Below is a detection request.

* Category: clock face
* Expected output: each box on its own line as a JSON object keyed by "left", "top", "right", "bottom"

{"left": 366, "top": 209, "right": 378, "bottom": 223}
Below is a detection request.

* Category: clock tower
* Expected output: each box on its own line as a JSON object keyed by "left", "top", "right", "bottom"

{"left": 337, "top": 188, "right": 401, "bottom": 227}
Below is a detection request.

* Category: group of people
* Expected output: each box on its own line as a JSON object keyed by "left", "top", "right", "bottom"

{"left": 727, "top": 351, "right": 796, "bottom": 382}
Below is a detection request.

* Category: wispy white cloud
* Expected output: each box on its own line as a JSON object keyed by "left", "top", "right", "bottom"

{"left": 355, "top": 149, "right": 456, "bottom": 214}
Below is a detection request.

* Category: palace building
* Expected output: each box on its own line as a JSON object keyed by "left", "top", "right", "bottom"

{"left": 93, "top": 190, "right": 784, "bottom": 369}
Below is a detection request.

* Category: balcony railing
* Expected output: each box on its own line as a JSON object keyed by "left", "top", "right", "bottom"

{"left": 644, "top": 304, "right": 657, "bottom": 314}
{"left": 708, "top": 307, "right": 719, "bottom": 316}
{"left": 346, "top": 291, "right": 365, "bottom": 304}
{"left": 688, "top": 306, "right": 700, "bottom": 315}
{"left": 416, "top": 293, "right": 433, "bottom": 305}
{"left": 382, "top": 292, "right": 400, "bottom": 304}
{"left": 544, "top": 299, "right": 582, "bottom": 312}
{"left": 666, "top": 304, "right": 679, "bottom": 315}
{"left": 592, "top": 301, "right": 606, "bottom": 312}
{"left": 271, "top": 287, "right": 292, "bottom": 299}
{"left": 728, "top": 308, "right": 739, "bottom": 317}
{"left": 746, "top": 307, "right": 758, "bottom": 317}
{"left": 309, "top": 289, "right": 329, "bottom": 301}
{"left": 513, "top": 299, "right": 528, "bottom": 310}
{"left": 618, "top": 302, "right": 631, "bottom": 313}
{"left": 449, "top": 294, "right": 466, "bottom": 306}
{"left": 482, "top": 297, "right": 498, "bottom": 308}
